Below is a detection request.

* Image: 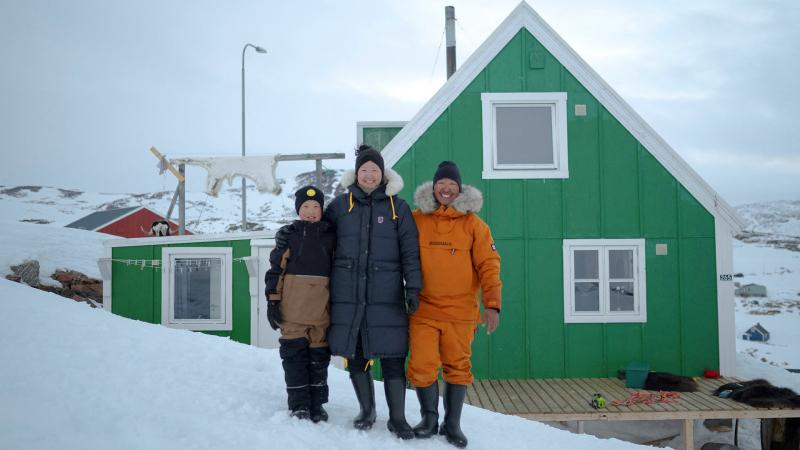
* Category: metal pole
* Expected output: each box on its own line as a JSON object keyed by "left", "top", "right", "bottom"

{"left": 178, "top": 164, "right": 186, "bottom": 235}
{"left": 241, "top": 45, "right": 248, "bottom": 232}
{"left": 445, "top": 6, "right": 456, "bottom": 79}
{"left": 315, "top": 159, "right": 323, "bottom": 187}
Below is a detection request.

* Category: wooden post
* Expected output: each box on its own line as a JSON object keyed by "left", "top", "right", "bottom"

{"left": 576, "top": 421, "right": 584, "bottom": 434}
{"left": 315, "top": 159, "right": 323, "bottom": 187}
{"left": 682, "top": 419, "right": 694, "bottom": 450}
{"left": 445, "top": 6, "right": 456, "bottom": 78}
{"left": 165, "top": 183, "right": 180, "bottom": 222}
{"left": 178, "top": 164, "right": 185, "bottom": 236}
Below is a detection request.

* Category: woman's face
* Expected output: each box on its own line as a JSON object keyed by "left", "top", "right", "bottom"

{"left": 357, "top": 161, "right": 382, "bottom": 190}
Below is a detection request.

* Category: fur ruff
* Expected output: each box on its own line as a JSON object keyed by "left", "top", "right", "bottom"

{"left": 413, "top": 181, "right": 483, "bottom": 214}
{"left": 340, "top": 167, "right": 404, "bottom": 196}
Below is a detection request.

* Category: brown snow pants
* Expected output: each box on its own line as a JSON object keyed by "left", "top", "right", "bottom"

{"left": 280, "top": 322, "right": 328, "bottom": 348}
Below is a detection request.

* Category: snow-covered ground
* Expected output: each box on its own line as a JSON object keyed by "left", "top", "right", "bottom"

{"left": 0, "top": 278, "right": 641, "bottom": 450}
{"left": 1, "top": 193, "right": 799, "bottom": 449}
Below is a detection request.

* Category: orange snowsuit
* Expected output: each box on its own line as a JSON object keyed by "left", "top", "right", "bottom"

{"left": 407, "top": 182, "right": 502, "bottom": 387}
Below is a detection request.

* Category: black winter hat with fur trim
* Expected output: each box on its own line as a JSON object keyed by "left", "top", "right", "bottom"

{"left": 294, "top": 185, "right": 325, "bottom": 214}
{"left": 355, "top": 144, "right": 384, "bottom": 176}
{"left": 433, "top": 160, "right": 462, "bottom": 192}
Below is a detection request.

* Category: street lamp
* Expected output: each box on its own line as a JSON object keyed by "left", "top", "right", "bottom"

{"left": 241, "top": 43, "right": 267, "bottom": 232}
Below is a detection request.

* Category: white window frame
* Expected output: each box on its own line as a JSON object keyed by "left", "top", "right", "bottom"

{"left": 563, "top": 239, "right": 647, "bottom": 323}
{"left": 161, "top": 247, "right": 233, "bottom": 331}
{"left": 481, "top": 92, "right": 569, "bottom": 179}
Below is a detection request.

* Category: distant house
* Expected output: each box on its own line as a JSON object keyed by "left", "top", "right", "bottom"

{"left": 735, "top": 283, "right": 767, "bottom": 298}
{"left": 65, "top": 206, "right": 191, "bottom": 238}
{"left": 742, "top": 323, "right": 770, "bottom": 342}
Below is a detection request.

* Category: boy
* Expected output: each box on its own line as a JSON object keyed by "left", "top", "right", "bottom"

{"left": 265, "top": 185, "right": 336, "bottom": 422}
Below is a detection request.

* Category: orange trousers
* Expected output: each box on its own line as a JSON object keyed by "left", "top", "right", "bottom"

{"left": 406, "top": 315, "right": 475, "bottom": 387}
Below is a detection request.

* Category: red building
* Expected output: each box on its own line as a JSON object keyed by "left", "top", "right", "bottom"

{"left": 65, "top": 206, "right": 191, "bottom": 238}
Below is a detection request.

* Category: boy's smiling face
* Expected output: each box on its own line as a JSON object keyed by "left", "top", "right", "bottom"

{"left": 298, "top": 200, "right": 322, "bottom": 222}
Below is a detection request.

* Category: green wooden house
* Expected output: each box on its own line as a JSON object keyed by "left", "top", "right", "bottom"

{"left": 362, "top": 3, "right": 743, "bottom": 379}
{"left": 100, "top": 231, "right": 282, "bottom": 349}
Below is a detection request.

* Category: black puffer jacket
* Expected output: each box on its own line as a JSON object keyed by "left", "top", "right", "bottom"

{"left": 324, "top": 168, "right": 422, "bottom": 359}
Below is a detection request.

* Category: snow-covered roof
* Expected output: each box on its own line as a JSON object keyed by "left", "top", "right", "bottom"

{"left": 746, "top": 323, "right": 769, "bottom": 335}
{"left": 380, "top": 1, "right": 744, "bottom": 233}
{"left": 64, "top": 206, "right": 142, "bottom": 231}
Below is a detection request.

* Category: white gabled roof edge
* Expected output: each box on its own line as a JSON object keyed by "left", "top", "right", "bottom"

{"left": 92, "top": 206, "right": 146, "bottom": 231}
{"left": 103, "top": 230, "right": 276, "bottom": 248}
{"left": 381, "top": 1, "right": 744, "bottom": 234}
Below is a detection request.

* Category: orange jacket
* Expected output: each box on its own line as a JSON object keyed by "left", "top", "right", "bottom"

{"left": 412, "top": 182, "right": 502, "bottom": 323}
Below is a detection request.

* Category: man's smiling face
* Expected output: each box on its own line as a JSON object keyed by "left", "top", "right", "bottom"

{"left": 433, "top": 178, "right": 460, "bottom": 207}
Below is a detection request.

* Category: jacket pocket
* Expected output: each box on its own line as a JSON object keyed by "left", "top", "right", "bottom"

{"left": 331, "top": 258, "right": 356, "bottom": 303}
{"left": 421, "top": 247, "right": 474, "bottom": 297}
{"left": 369, "top": 261, "right": 403, "bottom": 304}
{"left": 282, "top": 275, "right": 330, "bottom": 325}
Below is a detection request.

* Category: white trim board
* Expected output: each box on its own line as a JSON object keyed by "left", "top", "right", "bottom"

{"left": 103, "top": 230, "right": 276, "bottom": 248}
{"left": 356, "top": 121, "right": 408, "bottom": 146}
{"left": 379, "top": 1, "right": 743, "bottom": 233}
{"left": 715, "top": 219, "right": 736, "bottom": 376}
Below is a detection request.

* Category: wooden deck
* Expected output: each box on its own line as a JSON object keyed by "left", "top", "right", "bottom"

{"left": 463, "top": 377, "right": 800, "bottom": 450}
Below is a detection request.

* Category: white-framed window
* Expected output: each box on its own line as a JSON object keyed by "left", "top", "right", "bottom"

{"left": 161, "top": 247, "right": 233, "bottom": 331}
{"left": 481, "top": 92, "right": 569, "bottom": 179}
{"left": 563, "top": 239, "right": 647, "bottom": 323}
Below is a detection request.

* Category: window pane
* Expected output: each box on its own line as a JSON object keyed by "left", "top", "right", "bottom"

{"left": 609, "top": 250, "right": 634, "bottom": 279}
{"left": 575, "top": 282, "right": 600, "bottom": 312}
{"left": 495, "top": 105, "right": 554, "bottom": 165}
{"left": 609, "top": 282, "right": 635, "bottom": 312}
{"left": 174, "top": 258, "right": 222, "bottom": 320}
{"left": 574, "top": 250, "right": 598, "bottom": 279}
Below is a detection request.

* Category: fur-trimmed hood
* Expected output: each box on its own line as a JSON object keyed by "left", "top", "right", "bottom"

{"left": 413, "top": 181, "right": 483, "bottom": 214}
{"left": 340, "top": 167, "right": 404, "bottom": 197}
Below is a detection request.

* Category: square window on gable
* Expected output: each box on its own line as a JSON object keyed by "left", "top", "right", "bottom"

{"left": 481, "top": 92, "right": 568, "bottom": 179}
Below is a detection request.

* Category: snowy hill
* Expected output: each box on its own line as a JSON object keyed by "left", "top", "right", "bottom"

{"left": 736, "top": 200, "right": 800, "bottom": 252}
{"left": 0, "top": 163, "right": 345, "bottom": 235}
{"left": 0, "top": 278, "right": 641, "bottom": 450}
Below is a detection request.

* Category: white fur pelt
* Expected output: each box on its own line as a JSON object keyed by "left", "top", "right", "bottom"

{"left": 413, "top": 181, "right": 483, "bottom": 214}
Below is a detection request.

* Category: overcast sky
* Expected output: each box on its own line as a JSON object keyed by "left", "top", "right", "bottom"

{"left": 1, "top": 0, "right": 798, "bottom": 205}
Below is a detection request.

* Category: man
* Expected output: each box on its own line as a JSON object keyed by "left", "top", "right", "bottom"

{"left": 407, "top": 161, "right": 502, "bottom": 448}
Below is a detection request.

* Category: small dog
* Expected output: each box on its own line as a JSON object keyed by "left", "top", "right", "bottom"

{"left": 142, "top": 221, "right": 174, "bottom": 237}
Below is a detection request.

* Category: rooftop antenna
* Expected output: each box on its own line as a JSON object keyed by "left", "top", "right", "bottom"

{"left": 445, "top": 6, "right": 456, "bottom": 78}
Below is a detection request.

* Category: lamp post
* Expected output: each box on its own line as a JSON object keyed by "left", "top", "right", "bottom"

{"left": 241, "top": 43, "right": 267, "bottom": 232}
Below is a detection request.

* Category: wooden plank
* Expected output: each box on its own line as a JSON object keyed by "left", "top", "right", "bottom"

{"left": 683, "top": 419, "right": 694, "bottom": 450}
{"left": 508, "top": 379, "right": 548, "bottom": 413}
{"left": 470, "top": 380, "right": 494, "bottom": 411}
{"left": 475, "top": 380, "right": 506, "bottom": 413}
{"left": 485, "top": 380, "right": 514, "bottom": 414}
{"left": 538, "top": 379, "right": 581, "bottom": 413}
{"left": 561, "top": 379, "right": 597, "bottom": 413}
{"left": 518, "top": 379, "right": 556, "bottom": 413}
{"left": 594, "top": 378, "right": 647, "bottom": 413}
{"left": 694, "top": 378, "right": 750, "bottom": 411}
{"left": 573, "top": 378, "right": 627, "bottom": 414}
{"left": 498, "top": 380, "right": 533, "bottom": 414}
{"left": 528, "top": 379, "right": 564, "bottom": 413}
{"left": 545, "top": 378, "right": 592, "bottom": 414}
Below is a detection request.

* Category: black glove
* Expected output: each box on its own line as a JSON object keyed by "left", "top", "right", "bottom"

{"left": 405, "top": 289, "right": 420, "bottom": 315}
{"left": 267, "top": 301, "right": 282, "bottom": 330}
{"left": 274, "top": 224, "right": 294, "bottom": 250}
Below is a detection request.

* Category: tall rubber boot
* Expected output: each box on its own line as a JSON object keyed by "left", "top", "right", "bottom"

{"left": 439, "top": 383, "right": 468, "bottom": 448}
{"left": 412, "top": 382, "right": 439, "bottom": 438}
{"left": 384, "top": 378, "right": 414, "bottom": 439}
{"left": 349, "top": 369, "right": 376, "bottom": 430}
{"left": 308, "top": 346, "right": 330, "bottom": 423}
{"left": 279, "top": 338, "right": 311, "bottom": 420}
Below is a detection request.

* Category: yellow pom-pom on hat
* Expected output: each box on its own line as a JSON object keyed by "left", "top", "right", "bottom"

{"left": 306, "top": 188, "right": 316, "bottom": 197}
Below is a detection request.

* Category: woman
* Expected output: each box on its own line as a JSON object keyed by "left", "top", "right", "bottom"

{"left": 324, "top": 145, "right": 421, "bottom": 439}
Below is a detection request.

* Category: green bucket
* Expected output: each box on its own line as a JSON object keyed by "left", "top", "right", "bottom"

{"left": 625, "top": 362, "right": 650, "bottom": 389}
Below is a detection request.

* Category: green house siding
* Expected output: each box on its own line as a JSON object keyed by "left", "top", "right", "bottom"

{"left": 111, "top": 239, "right": 253, "bottom": 344}
{"left": 391, "top": 29, "right": 719, "bottom": 379}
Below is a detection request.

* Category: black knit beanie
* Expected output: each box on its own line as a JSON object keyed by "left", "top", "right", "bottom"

{"left": 433, "top": 160, "right": 462, "bottom": 192}
{"left": 294, "top": 185, "right": 325, "bottom": 214}
{"left": 355, "top": 144, "right": 384, "bottom": 176}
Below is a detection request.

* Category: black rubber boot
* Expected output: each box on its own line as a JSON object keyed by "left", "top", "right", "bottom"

{"left": 439, "top": 383, "right": 468, "bottom": 448}
{"left": 308, "top": 346, "right": 331, "bottom": 423}
{"left": 384, "top": 378, "right": 414, "bottom": 439}
{"left": 349, "top": 369, "right": 376, "bottom": 430}
{"left": 412, "top": 382, "right": 440, "bottom": 438}
{"left": 279, "top": 338, "right": 311, "bottom": 420}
